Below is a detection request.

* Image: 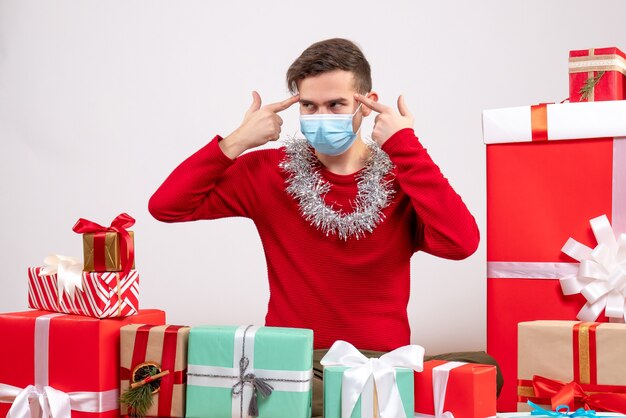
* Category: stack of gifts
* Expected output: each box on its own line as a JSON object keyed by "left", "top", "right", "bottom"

{"left": 0, "top": 213, "right": 168, "bottom": 418}
{"left": 482, "top": 46, "right": 626, "bottom": 413}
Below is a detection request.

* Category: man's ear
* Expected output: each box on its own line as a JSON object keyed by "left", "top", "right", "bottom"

{"left": 361, "top": 91, "right": 379, "bottom": 117}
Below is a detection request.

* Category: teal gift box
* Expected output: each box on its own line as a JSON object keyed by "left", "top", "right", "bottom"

{"left": 323, "top": 366, "right": 414, "bottom": 418}
{"left": 186, "top": 325, "right": 313, "bottom": 418}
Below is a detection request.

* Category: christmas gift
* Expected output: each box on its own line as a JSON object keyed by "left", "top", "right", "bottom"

{"left": 517, "top": 321, "right": 626, "bottom": 414}
{"left": 414, "top": 360, "right": 497, "bottom": 418}
{"left": 120, "top": 324, "right": 190, "bottom": 417}
{"left": 28, "top": 260, "right": 139, "bottom": 318}
{"left": 321, "top": 340, "right": 423, "bottom": 418}
{"left": 482, "top": 100, "right": 626, "bottom": 410}
{"left": 569, "top": 47, "right": 626, "bottom": 102}
{"left": 186, "top": 325, "right": 313, "bottom": 418}
{"left": 72, "top": 213, "right": 136, "bottom": 273}
{"left": 0, "top": 309, "right": 166, "bottom": 418}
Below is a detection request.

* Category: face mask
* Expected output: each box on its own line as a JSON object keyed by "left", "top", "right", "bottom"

{"left": 299, "top": 103, "right": 363, "bottom": 156}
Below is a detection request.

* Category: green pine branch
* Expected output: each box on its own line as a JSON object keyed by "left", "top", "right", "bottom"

{"left": 579, "top": 71, "right": 605, "bottom": 101}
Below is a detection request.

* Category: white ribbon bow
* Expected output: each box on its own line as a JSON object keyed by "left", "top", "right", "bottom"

{"left": 39, "top": 255, "right": 84, "bottom": 299}
{"left": 560, "top": 214, "right": 626, "bottom": 322}
{"left": 320, "top": 340, "right": 424, "bottom": 418}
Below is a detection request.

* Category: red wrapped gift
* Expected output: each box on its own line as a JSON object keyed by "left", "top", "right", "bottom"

{"left": 28, "top": 266, "right": 139, "bottom": 318}
{"left": 569, "top": 47, "right": 626, "bottom": 102}
{"left": 414, "top": 360, "right": 496, "bottom": 418}
{"left": 0, "top": 309, "right": 166, "bottom": 418}
{"left": 120, "top": 324, "right": 190, "bottom": 417}
{"left": 482, "top": 101, "right": 626, "bottom": 411}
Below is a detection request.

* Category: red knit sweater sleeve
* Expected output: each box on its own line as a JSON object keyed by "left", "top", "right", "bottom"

{"left": 381, "top": 128, "right": 480, "bottom": 259}
{"left": 148, "top": 136, "right": 260, "bottom": 222}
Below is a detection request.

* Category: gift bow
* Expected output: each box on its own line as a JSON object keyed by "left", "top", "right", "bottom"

{"left": 39, "top": 254, "right": 84, "bottom": 299}
{"left": 560, "top": 215, "right": 626, "bottom": 322}
{"left": 532, "top": 375, "right": 626, "bottom": 414}
{"left": 528, "top": 400, "right": 598, "bottom": 417}
{"left": 72, "top": 213, "right": 135, "bottom": 280}
{"left": 320, "top": 340, "right": 424, "bottom": 418}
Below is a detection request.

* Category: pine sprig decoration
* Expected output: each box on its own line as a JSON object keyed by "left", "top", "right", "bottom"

{"left": 120, "top": 364, "right": 162, "bottom": 418}
{"left": 579, "top": 71, "right": 605, "bottom": 101}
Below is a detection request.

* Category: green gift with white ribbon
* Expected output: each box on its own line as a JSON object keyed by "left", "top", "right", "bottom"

{"left": 186, "top": 325, "right": 313, "bottom": 418}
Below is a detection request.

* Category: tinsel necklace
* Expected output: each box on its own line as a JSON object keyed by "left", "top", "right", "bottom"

{"left": 279, "top": 137, "right": 395, "bottom": 240}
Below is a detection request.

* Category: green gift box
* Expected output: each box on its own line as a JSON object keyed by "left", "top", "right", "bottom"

{"left": 186, "top": 325, "right": 313, "bottom": 418}
{"left": 321, "top": 340, "right": 423, "bottom": 418}
{"left": 323, "top": 366, "right": 414, "bottom": 418}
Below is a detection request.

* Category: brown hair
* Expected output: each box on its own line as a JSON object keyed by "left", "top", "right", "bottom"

{"left": 286, "top": 38, "right": 372, "bottom": 94}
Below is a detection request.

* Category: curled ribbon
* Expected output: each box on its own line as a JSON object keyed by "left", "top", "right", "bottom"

{"left": 38, "top": 254, "right": 84, "bottom": 299}
{"left": 532, "top": 375, "right": 626, "bottom": 414}
{"left": 528, "top": 401, "right": 598, "bottom": 417}
{"left": 560, "top": 215, "right": 626, "bottom": 322}
{"left": 320, "top": 340, "right": 424, "bottom": 418}
{"left": 72, "top": 213, "right": 135, "bottom": 281}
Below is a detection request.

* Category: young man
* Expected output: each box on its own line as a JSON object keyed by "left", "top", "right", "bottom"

{"left": 150, "top": 38, "right": 499, "bottom": 415}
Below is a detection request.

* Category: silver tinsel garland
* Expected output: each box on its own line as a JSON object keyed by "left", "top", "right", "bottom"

{"left": 279, "top": 137, "right": 395, "bottom": 240}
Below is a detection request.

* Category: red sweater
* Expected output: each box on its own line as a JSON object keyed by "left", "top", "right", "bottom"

{"left": 149, "top": 128, "right": 479, "bottom": 351}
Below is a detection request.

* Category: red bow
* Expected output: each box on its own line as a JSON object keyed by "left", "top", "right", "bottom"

{"left": 532, "top": 375, "right": 626, "bottom": 413}
{"left": 72, "top": 213, "right": 135, "bottom": 280}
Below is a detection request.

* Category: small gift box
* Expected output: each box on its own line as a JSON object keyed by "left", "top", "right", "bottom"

{"left": 482, "top": 100, "right": 626, "bottom": 410}
{"left": 73, "top": 213, "right": 136, "bottom": 273}
{"left": 28, "top": 261, "right": 139, "bottom": 318}
{"left": 517, "top": 320, "right": 626, "bottom": 413}
{"left": 186, "top": 325, "right": 313, "bottom": 418}
{"left": 321, "top": 340, "right": 423, "bottom": 418}
{"left": 569, "top": 47, "right": 626, "bottom": 102}
{"left": 120, "top": 324, "right": 190, "bottom": 417}
{"left": 413, "top": 360, "right": 497, "bottom": 418}
{"left": 0, "top": 309, "right": 166, "bottom": 418}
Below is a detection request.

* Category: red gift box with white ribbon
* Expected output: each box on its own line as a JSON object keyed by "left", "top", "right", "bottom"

{"left": 0, "top": 309, "right": 166, "bottom": 418}
{"left": 482, "top": 100, "right": 626, "bottom": 411}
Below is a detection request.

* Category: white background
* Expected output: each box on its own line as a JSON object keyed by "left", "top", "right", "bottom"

{"left": 1, "top": 0, "right": 625, "bottom": 354}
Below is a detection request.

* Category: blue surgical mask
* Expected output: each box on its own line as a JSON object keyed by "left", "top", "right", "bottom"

{"left": 299, "top": 103, "right": 363, "bottom": 156}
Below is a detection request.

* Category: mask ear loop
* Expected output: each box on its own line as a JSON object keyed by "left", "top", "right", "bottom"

{"left": 353, "top": 102, "right": 364, "bottom": 135}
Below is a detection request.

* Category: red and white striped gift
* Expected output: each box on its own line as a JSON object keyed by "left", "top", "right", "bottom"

{"left": 28, "top": 266, "right": 139, "bottom": 318}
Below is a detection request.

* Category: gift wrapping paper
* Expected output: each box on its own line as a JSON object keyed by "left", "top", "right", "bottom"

{"left": 186, "top": 325, "right": 313, "bottom": 418}
{"left": 482, "top": 100, "right": 626, "bottom": 411}
{"left": 414, "top": 360, "right": 497, "bottom": 418}
{"left": 82, "top": 230, "right": 135, "bottom": 272}
{"left": 0, "top": 309, "right": 166, "bottom": 418}
{"left": 517, "top": 321, "right": 626, "bottom": 413}
{"left": 120, "top": 324, "right": 190, "bottom": 417}
{"left": 569, "top": 47, "right": 626, "bottom": 102}
{"left": 28, "top": 266, "right": 139, "bottom": 318}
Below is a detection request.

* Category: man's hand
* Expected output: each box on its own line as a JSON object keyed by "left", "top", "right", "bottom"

{"left": 354, "top": 93, "right": 414, "bottom": 146}
{"left": 221, "top": 91, "right": 299, "bottom": 159}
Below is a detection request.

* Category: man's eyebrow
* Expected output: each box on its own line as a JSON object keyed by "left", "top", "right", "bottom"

{"left": 299, "top": 98, "right": 350, "bottom": 105}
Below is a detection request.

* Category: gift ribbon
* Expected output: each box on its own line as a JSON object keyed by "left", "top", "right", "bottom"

{"left": 530, "top": 375, "right": 626, "bottom": 414}
{"left": 72, "top": 213, "right": 135, "bottom": 280}
{"left": 569, "top": 51, "right": 626, "bottom": 76}
{"left": 38, "top": 255, "right": 84, "bottom": 299}
{"left": 414, "top": 361, "right": 467, "bottom": 418}
{"left": 528, "top": 400, "right": 599, "bottom": 417}
{"left": 531, "top": 104, "right": 549, "bottom": 142}
{"left": 187, "top": 325, "right": 313, "bottom": 418}
{"left": 0, "top": 313, "right": 119, "bottom": 418}
{"left": 560, "top": 215, "right": 626, "bottom": 322}
{"left": 320, "top": 340, "right": 424, "bottom": 418}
